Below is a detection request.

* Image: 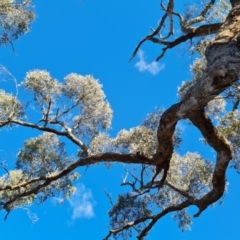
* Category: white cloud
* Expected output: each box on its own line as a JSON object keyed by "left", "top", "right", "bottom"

{"left": 135, "top": 49, "right": 165, "bottom": 75}
{"left": 68, "top": 183, "right": 95, "bottom": 220}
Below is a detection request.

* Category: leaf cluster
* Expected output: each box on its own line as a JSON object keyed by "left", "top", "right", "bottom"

{"left": 0, "top": 0, "right": 34, "bottom": 47}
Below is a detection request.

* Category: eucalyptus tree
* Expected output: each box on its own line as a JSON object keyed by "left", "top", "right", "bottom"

{"left": 1, "top": 0, "right": 240, "bottom": 239}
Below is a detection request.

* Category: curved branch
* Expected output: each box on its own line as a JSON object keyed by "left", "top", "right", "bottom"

{"left": 118, "top": 8, "right": 240, "bottom": 235}
{"left": 189, "top": 110, "right": 231, "bottom": 216}
{"left": 10, "top": 119, "right": 90, "bottom": 156}
{"left": 130, "top": 22, "right": 222, "bottom": 62}
{"left": 0, "top": 152, "right": 153, "bottom": 196}
{"left": 130, "top": 0, "right": 221, "bottom": 62}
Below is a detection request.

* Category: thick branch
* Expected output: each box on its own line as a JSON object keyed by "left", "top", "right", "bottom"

{"left": 155, "top": 40, "right": 240, "bottom": 161}
{"left": 0, "top": 153, "right": 153, "bottom": 195}
{"left": 189, "top": 110, "right": 232, "bottom": 216}
{"left": 230, "top": 0, "right": 240, "bottom": 7}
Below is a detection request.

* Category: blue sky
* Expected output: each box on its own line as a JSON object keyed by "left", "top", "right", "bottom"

{"left": 0, "top": 0, "right": 240, "bottom": 239}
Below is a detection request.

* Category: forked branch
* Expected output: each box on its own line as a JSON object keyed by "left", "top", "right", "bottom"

{"left": 130, "top": 0, "right": 222, "bottom": 61}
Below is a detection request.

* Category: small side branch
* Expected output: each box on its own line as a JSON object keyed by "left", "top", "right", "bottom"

{"left": 104, "top": 199, "right": 192, "bottom": 240}
{"left": 130, "top": 22, "right": 222, "bottom": 61}
{"left": 10, "top": 119, "right": 90, "bottom": 156}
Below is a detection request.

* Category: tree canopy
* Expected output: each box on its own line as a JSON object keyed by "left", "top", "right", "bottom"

{"left": 1, "top": 0, "right": 240, "bottom": 239}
